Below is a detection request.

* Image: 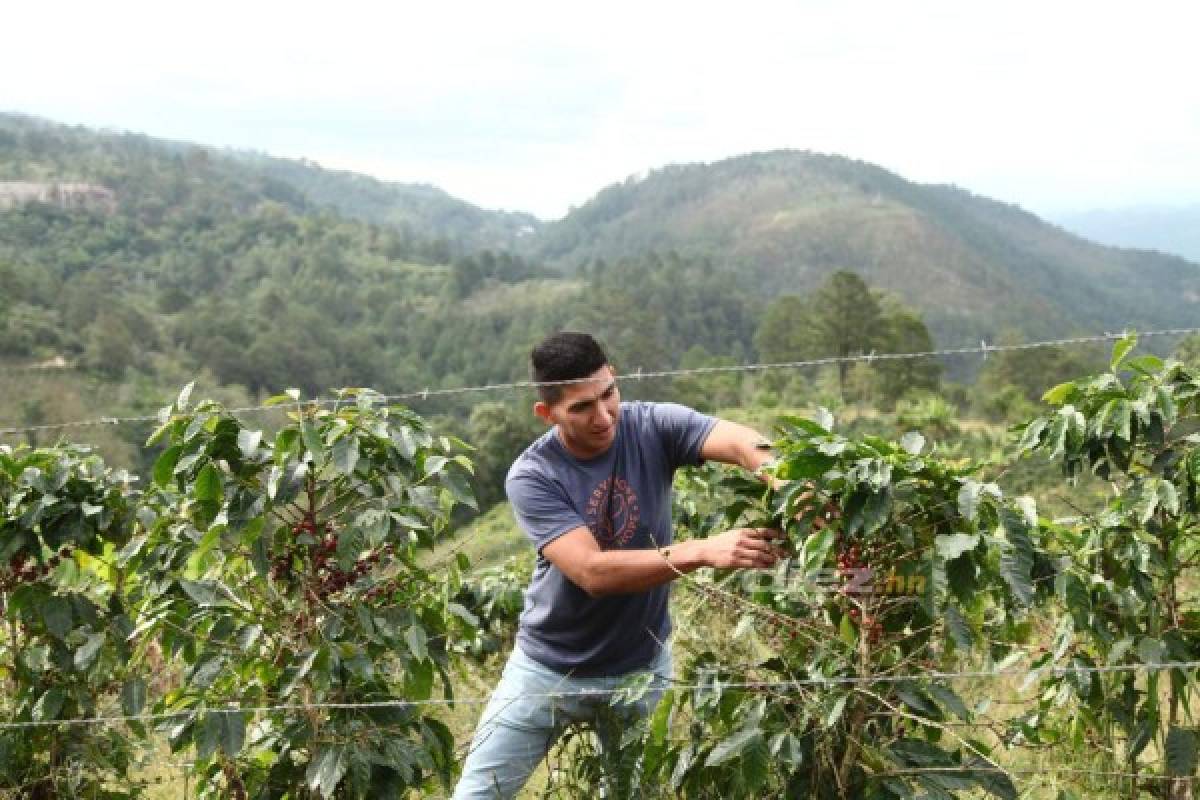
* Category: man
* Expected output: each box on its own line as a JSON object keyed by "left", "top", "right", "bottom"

{"left": 452, "top": 332, "right": 784, "bottom": 799}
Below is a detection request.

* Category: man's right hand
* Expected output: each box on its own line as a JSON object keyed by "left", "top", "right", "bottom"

{"left": 698, "top": 527, "right": 786, "bottom": 570}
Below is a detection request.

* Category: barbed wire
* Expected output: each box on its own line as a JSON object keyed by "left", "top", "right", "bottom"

{"left": 2, "top": 658, "right": 1199, "bottom": 732}
{"left": 0, "top": 357, "right": 77, "bottom": 375}
{"left": 880, "top": 765, "right": 1198, "bottom": 782}
{"left": 1, "top": 325, "right": 1196, "bottom": 438}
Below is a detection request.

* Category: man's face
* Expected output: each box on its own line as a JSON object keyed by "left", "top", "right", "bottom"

{"left": 536, "top": 365, "right": 620, "bottom": 458}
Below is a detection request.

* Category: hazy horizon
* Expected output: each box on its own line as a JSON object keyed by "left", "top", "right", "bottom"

{"left": 4, "top": 0, "right": 1198, "bottom": 219}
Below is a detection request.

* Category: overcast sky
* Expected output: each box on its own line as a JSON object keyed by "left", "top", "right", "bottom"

{"left": 3, "top": 0, "right": 1198, "bottom": 219}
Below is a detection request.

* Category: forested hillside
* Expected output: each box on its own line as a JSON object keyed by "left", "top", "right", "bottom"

{"left": 534, "top": 151, "right": 1200, "bottom": 343}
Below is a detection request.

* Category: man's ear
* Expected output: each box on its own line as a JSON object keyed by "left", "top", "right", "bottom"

{"left": 533, "top": 401, "right": 554, "bottom": 425}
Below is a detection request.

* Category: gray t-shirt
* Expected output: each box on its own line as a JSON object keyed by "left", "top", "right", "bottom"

{"left": 505, "top": 401, "right": 717, "bottom": 676}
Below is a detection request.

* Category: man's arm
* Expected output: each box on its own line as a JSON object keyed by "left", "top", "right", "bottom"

{"left": 700, "top": 419, "right": 776, "bottom": 477}
{"left": 541, "top": 524, "right": 782, "bottom": 597}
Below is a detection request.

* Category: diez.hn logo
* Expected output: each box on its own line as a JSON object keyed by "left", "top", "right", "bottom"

{"left": 736, "top": 564, "right": 927, "bottom": 596}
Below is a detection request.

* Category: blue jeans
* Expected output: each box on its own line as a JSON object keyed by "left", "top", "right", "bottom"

{"left": 451, "top": 643, "right": 673, "bottom": 799}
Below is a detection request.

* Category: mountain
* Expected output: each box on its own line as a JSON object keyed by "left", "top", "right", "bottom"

{"left": 1053, "top": 204, "right": 1200, "bottom": 263}
{"left": 0, "top": 112, "right": 536, "bottom": 255}
{"left": 532, "top": 151, "right": 1200, "bottom": 345}
{"left": 241, "top": 154, "right": 541, "bottom": 252}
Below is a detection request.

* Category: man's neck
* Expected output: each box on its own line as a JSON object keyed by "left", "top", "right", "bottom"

{"left": 556, "top": 428, "right": 613, "bottom": 461}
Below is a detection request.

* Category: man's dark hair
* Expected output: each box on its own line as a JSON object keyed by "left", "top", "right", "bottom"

{"left": 531, "top": 332, "right": 610, "bottom": 404}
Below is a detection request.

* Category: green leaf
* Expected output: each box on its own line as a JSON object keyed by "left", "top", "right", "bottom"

{"left": 1000, "top": 509, "right": 1035, "bottom": 606}
{"left": 442, "top": 468, "right": 477, "bottom": 511}
{"left": 264, "top": 390, "right": 299, "bottom": 407}
{"left": 121, "top": 677, "right": 147, "bottom": 716}
{"left": 178, "top": 579, "right": 226, "bottom": 607}
{"left": 74, "top": 632, "right": 105, "bottom": 671}
{"left": 41, "top": 595, "right": 72, "bottom": 639}
{"left": 705, "top": 728, "right": 763, "bottom": 767}
{"left": 332, "top": 438, "right": 359, "bottom": 476}
{"left": 965, "top": 758, "right": 1018, "bottom": 800}
{"left": 1158, "top": 480, "right": 1181, "bottom": 515}
{"left": 1110, "top": 335, "right": 1137, "bottom": 371}
{"left": 895, "top": 685, "right": 943, "bottom": 721}
{"left": 957, "top": 481, "right": 983, "bottom": 522}
{"left": 1015, "top": 417, "right": 1048, "bottom": 454}
{"left": 301, "top": 418, "right": 324, "bottom": 460}
{"left": 282, "top": 648, "right": 321, "bottom": 698}
{"left": 177, "top": 381, "right": 195, "bottom": 410}
{"left": 944, "top": 604, "right": 974, "bottom": 650}
{"left": 405, "top": 625, "right": 429, "bottom": 663}
{"left": 404, "top": 656, "right": 434, "bottom": 700}
{"left": 32, "top": 687, "right": 65, "bottom": 722}
{"left": 194, "top": 464, "right": 222, "bottom": 503}
{"left": 189, "top": 656, "right": 224, "bottom": 689}
{"left": 153, "top": 445, "right": 182, "bottom": 487}
{"left": 776, "top": 451, "right": 834, "bottom": 481}
{"left": 1041, "top": 381, "right": 1076, "bottom": 405}
{"left": 1138, "top": 637, "right": 1166, "bottom": 665}
{"left": 1168, "top": 726, "right": 1199, "bottom": 776}
{"left": 236, "top": 624, "right": 263, "bottom": 653}
{"left": 196, "top": 712, "right": 222, "bottom": 760}
{"left": 927, "top": 684, "right": 972, "bottom": 722}
{"left": 221, "top": 711, "right": 246, "bottom": 756}
{"left": 307, "top": 745, "right": 348, "bottom": 798}
{"left": 936, "top": 533, "right": 979, "bottom": 561}
{"left": 861, "top": 489, "right": 892, "bottom": 535}
{"left": 237, "top": 429, "right": 263, "bottom": 458}
{"left": 824, "top": 693, "right": 848, "bottom": 728}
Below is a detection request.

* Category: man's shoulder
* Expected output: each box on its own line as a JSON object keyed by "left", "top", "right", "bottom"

{"left": 622, "top": 400, "right": 708, "bottom": 431}
{"left": 505, "top": 428, "right": 560, "bottom": 485}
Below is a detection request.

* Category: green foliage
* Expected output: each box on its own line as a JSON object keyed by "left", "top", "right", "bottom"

{"left": 894, "top": 391, "right": 959, "bottom": 440}
{"left": 977, "top": 333, "right": 1107, "bottom": 405}
{"left": 598, "top": 412, "right": 1043, "bottom": 798}
{"left": 1176, "top": 333, "right": 1200, "bottom": 369}
{"left": 0, "top": 443, "right": 144, "bottom": 796}
{"left": 1014, "top": 336, "right": 1200, "bottom": 791}
{"left": 873, "top": 308, "right": 941, "bottom": 409}
{"left": 126, "top": 386, "right": 478, "bottom": 798}
{"left": 464, "top": 402, "right": 544, "bottom": 508}
{"left": 755, "top": 274, "right": 939, "bottom": 406}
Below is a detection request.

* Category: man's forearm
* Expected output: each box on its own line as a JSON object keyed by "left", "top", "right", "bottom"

{"left": 576, "top": 539, "right": 709, "bottom": 596}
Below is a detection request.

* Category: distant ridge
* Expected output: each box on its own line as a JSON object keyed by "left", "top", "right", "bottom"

{"left": 531, "top": 150, "right": 1199, "bottom": 344}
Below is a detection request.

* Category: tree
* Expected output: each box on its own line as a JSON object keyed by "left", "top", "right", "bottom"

{"left": 467, "top": 402, "right": 545, "bottom": 509}
{"left": 874, "top": 309, "right": 940, "bottom": 409}
{"left": 1175, "top": 332, "right": 1200, "bottom": 368}
{"left": 754, "top": 295, "right": 813, "bottom": 364}
{"left": 83, "top": 313, "right": 135, "bottom": 378}
{"left": 756, "top": 272, "right": 886, "bottom": 400}
{"left": 976, "top": 330, "right": 1104, "bottom": 404}
{"left": 670, "top": 346, "right": 743, "bottom": 413}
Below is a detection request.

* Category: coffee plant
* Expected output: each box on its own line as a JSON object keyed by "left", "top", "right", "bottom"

{"left": 603, "top": 411, "right": 1050, "bottom": 798}
{"left": 125, "top": 386, "right": 480, "bottom": 798}
{"left": 1015, "top": 336, "right": 1200, "bottom": 798}
{"left": 0, "top": 442, "right": 143, "bottom": 798}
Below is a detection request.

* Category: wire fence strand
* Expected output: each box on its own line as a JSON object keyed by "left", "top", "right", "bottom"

{"left": 2, "top": 325, "right": 1197, "bottom": 438}
{"left": 3, "top": 658, "right": 1200, "bottom": 732}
